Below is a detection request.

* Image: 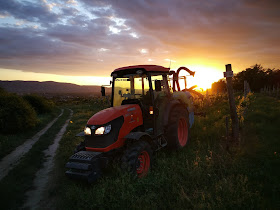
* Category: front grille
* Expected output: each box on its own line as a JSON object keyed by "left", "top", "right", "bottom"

{"left": 85, "top": 116, "right": 124, "bottom": 148}
{"left": 70, "top": 151, "right": 101, "bottom": 161}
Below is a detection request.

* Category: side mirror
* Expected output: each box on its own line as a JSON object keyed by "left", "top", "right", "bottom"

{"left": 101, "top": 86, "right": 105, "bottom": 96}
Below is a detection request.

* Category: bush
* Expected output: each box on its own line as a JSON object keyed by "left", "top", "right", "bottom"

{"left": 0, "top": 93, "right": 38, "bottom": 134}
{"left": 0, "top": 87, "right": 6, "bottom": 94}
{"left": 23, "top": 94, "right": 55, "bottom": 114}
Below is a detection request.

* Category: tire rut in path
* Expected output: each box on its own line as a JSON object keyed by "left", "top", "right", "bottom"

{"left": 23, "top": 109, "right": 73, "bottom": 210}
{"left": 0, "top": 109, "right": 64, "bottom": 182}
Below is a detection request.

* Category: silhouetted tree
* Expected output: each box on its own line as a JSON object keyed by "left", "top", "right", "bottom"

{"left": 212, "top": 79, "right": 227, "bottom": 93}
{"left": 232, "top": 64, "right": 280, "bottom": 92}
{"left": 267, "top": 69, "right": 280, "bottom": 88}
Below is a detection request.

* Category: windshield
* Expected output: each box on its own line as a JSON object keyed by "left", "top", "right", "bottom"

{"left": 113, "top": 75, "right": 150, "bottom": 107}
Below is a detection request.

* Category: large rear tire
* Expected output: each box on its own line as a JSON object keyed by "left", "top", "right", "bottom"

{"left": 166, "top": 105, "right": 189, "bottom": 150}
{"left": 121, "top": 141, "right": 152, "bottom": 178}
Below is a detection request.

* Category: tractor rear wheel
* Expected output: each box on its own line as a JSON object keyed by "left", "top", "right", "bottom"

{"left": 121, "top": 141, "right": 152, "bottom": 178}
{"left": 166, "top": 105, "right": 189, "bottom": 150}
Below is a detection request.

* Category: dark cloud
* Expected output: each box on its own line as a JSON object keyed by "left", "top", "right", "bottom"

{"left": 61, "top": 7, "right": 79, "bottom": 17}
{"left": 0, "top": 27, "right": 73, "bottom": 58}
{"left": 0, "top": 0, "right": 279, "bottom": 77}
{"left": 0, "top": 0, "right": 59, "bottom": 25}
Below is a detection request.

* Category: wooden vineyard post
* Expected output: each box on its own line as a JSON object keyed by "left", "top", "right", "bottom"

{"left": 224, "top": 64, "right": 239, "bottom": 142}
{"left": 244, "top": 80, "right": 250, "bottom": 97}
{"left": 225, "top": 116, "right": 229, "bottom": 140}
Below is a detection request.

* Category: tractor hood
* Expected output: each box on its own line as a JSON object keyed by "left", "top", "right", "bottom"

{"left": 87, "top": 104, "right": 142, "bottom": 125}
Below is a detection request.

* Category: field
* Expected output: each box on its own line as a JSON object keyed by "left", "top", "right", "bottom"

{"left": 0, "top": 94, "right": 279, "bottom": 209}
{"left": 46, "top": 94, "right": 279, "bottom": 209}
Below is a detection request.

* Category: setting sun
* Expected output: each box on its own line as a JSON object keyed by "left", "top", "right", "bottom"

{"left": 176, "top": 65, "right": 224, "bottom": 91}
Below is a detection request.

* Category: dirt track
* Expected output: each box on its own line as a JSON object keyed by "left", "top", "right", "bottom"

{"left": 23, "top": 109, "right": 73, "bottom": 210}
{"left": 0, "top": 109, "right": 64, "bottom": 181}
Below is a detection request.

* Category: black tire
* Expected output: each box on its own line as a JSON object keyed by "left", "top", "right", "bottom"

{"left": 166, "top": 105, "right": 190, "bottom": 150}
{"left": 121, "top": 141, "right": 153, "bottom": 178}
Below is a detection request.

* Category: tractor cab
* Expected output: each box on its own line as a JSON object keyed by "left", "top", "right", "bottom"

{"left": 66, "top": 65, "right": 196, "bottom": 183}
{"left": 111, "top": 65, "right": 172, "bottom": 135}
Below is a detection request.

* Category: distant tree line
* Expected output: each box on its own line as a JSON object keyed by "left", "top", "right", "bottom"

{"left": 211, "top": 64, "right": 280, "bottom": 93}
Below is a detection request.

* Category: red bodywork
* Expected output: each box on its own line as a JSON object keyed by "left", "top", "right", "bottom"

{"left": 86, "top": 104, "right": 143, "bottom": 152}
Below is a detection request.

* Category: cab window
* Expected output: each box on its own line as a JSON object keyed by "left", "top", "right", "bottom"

{"left": 113, "top": 75, "right": 149, "bottom": 107}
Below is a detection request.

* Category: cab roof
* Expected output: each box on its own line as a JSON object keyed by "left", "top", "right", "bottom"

{"left": 112, "top": 65, "right": 170, "bottom": 76}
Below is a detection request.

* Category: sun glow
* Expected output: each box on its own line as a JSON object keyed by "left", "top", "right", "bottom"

{"left": 0, "top": 64, "right": 224, "bottom": 91}
{"left": 176, "top": 65, "right": 224, "bottom": 91}
{"left": 0, "top": 69, "right": 111, "bottom": 86}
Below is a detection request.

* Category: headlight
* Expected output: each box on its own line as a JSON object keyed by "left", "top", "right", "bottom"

{"left": 95, "top": 124, "right": 111, "bottom": 135}
{"left": 84, "top": 127, "right": 91, "bottom": 135}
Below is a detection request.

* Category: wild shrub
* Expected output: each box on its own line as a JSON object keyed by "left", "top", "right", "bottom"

{"left": 23, "top": 94, "right": 55, "bottom": 114}
{"left": 0, "top": 93, "right": 38, "bottom": 134}
{"left": 236, "top": 92, "right": 255, "bottom": 125}
{"left": 0, "top": 87, "right": 6, "bottom": 94}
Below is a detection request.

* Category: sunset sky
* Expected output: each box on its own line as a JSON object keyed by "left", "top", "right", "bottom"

{"left": 0, "top": 0, "right": 279, "bottom": 89}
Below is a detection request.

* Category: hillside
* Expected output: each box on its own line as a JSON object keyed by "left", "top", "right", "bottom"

{"left": 0, "top": 81, "right": 111, "bottom": 96}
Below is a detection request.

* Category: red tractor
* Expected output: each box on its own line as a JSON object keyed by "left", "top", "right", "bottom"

{"left": 65, "top": 65, "right": 198, "bottom": 182}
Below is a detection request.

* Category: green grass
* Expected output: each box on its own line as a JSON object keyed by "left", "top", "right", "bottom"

{"left": 0, "top": 108, "right": 60, "bottom": 160}
{"left": 0, "top": 108, "right": 71, "bottom": 210}
{"left": 235, "top": 94, "right": 280, "bottom": 208}
{"left": 43, "top": 95, "right": 280, "bottom": 209}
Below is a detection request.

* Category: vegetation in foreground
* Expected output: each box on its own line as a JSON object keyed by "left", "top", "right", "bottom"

{"left": 0, "top": 89, "right": 58, "bottom": 159}
{"left": 45, "top": 94, "right": 279, "bottom": 209}
{"left": 0, "top": 109, "right": 71, "bottom": 210}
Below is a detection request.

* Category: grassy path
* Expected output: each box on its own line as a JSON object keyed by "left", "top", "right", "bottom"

{"left": 0, "top": 109, "right": 64, "bottom": 181}
{"left": 0, "top": 108, "right": 71, "bottom": 210}
{"left": 23, "top": 109, "right": 73, "bottom": 209}
{"left": 0, "top": 109, "right": 60, "bottom": 160}
{"left": 0, "top": 110, "right": 64, "bottom": 181}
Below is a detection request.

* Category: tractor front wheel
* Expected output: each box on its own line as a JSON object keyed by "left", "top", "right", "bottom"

{"left": 121, "top": 141, "right": 152, "bottom": 178}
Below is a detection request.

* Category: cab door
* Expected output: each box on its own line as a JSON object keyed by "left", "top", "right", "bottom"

{"left": 149, "top": 73, "right": 171, "bottom": 136}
